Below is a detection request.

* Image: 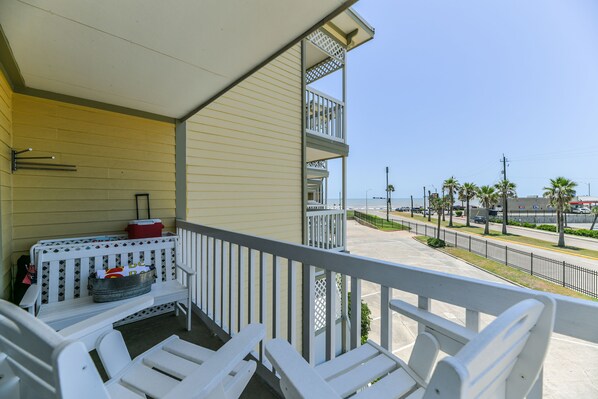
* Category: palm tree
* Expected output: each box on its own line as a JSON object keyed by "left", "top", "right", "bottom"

{"left": 443, "top": 177, "right": 459, "bottom": 227}
{"left": 494, "top": 179, "right": 517, "bottom": 234}
{"left": 591, "top": 206, "right": 598, "bottom": 231}
{"left": 386, "top": 184, "right": 395, "bottom": 217}
{"left": 476, "top": 185, "right": 499, "bottom": 235}
{"left": 429, "top": 194, "right": 448, "bottom": 239}
{"left": 543, "top": 177, "right": 577, "bottom": 247}
{"left": 459, "top": 182, "right": 477, "bottom": 227}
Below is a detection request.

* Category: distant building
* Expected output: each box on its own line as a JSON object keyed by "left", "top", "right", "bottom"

{"left": 507, "top": 197, "right": 552, "bottom": 212}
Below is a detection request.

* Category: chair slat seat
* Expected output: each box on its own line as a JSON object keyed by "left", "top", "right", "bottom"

{"left": 121, "top": 363, "right": 180, "bottom": 398}
{"left": 327, "top": 351, "right": 398, "bottom": 397}
{"left": 352, "top": 368, "right": 418, "bottom": 399}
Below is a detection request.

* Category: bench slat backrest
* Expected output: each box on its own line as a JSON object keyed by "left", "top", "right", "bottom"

{"left": 36, "top": 236, "right": 177, "bottom": 305}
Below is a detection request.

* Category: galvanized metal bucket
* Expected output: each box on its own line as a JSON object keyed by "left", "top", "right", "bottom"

{"left": 89, "top": 266, "right": 156, "bottom": 303}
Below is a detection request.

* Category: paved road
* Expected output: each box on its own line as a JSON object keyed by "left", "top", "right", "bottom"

{"left": 375, "top": 211, "right": 598, "bottom": 271}
{"left": 455, "top": 215, "right": 598, "bottom": 251}
{"left": 346, "top": 220, "right": 598, "bottom": 399}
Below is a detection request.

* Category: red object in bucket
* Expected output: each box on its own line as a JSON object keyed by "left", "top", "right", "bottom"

{"left": 126, "top": 219, "right": 163, "bottom": 239}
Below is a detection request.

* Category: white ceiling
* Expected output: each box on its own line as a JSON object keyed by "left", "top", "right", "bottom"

{"left": 0, "top": 0, "right": 351, "bottom": 119}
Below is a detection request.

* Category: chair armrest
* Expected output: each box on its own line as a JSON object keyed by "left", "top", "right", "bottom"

{"left": 59, "top": 295, "right": 154, "bottom": 350}
{"left": 163, "top": 323, "right": 265, "bottom": 399}
{"left": 265, "top": 339, "right": 341, "bottom": 399}
{"left": 19, "top": 284, "right": 41, "bottom": 314}
{"left": 389, "top": 299, "right": 476, "bottom": 355}
{"left": 176, "top": 262, "right": 196, "bottom": 276}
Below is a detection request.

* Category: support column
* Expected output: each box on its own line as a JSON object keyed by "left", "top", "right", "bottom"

{"left": 342, "top": 156, "right": 347, "bottom": 249}
{"left": 175, "top": 120, "right": 187, "bottom": 221}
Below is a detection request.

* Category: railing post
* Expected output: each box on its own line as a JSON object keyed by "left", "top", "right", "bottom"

{"left": 380, "top": 286, "right": 392, "bottom": 351}
{"left": 326, "top": 270, "right": 337, "bottom": 361}
{"left": 465, "top": 308, "right": 480, "bottom": 333}
{"left": 417, "top": 296, "right": 430, "bottom": 334}
{"left": 528, "top": 370, "right": 543, "bottom": 399}
{"left": 505, "top": 247, "right": 508, "bottom": 265}
{"left": 287, "top": 259, "right": 297, "bottom": 347}
{"left": 563, "top": 261, "right": 566, "bottom": 287}
{"left": 531, "top": 253, "right": 534, "bottom": 275}
{"left": 302, "top": 264, "right": 315, "bottom": 365}
{"left": 468, "top": 235, "right": 471, "bottom": 252}
{"left": 350, "top": 276, "right": 361, "bottom": 349}
{"left": 341, "top": 275, "right": 349, "bottom": 352}
{"left": 485, "top": 240, "right": 488, "bottom": 258}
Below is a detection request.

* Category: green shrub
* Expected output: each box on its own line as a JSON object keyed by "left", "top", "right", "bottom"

{"left": 455, "top": 210, "right": 463, "bottom": 217}
{"left": 427, "top": 238, "right": 446, "bottom": 248}
{"left": 537, "top": 224, "right": 557, "bottom": 232}
{"left": 348, "top": 292, "right": 372, "bottom": 344}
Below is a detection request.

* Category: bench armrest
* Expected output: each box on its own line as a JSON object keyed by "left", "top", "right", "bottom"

{"left": 389, "top": 299, "right": 476, "bottom": 356}
{"left": 19, "top": 284, "right": 41, "bottom": 314}
{"left": 59, "top": 295, "right": 154, "bottom": 350}
{"left": 176, "top": 262, "right": 196, "bottom": 276}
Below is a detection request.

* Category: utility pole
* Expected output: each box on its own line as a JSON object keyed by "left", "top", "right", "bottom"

{"left": 442, "top": 187, "right": 446, "bottom": 221}
{"left": 410, "top": 195, "right": 414, "bottom": 217}
{"left": 589, "top": 183, "right": 591, "bottom": 196}
{"left": 501, "top": 154, "right": 509, "bottom": 234}
{"left": 386, "top": 167, "right": 389, "bottom": 222}
{"left": 428, "top": 190, "right": 432, "bottom": 221}
{"left": 423, "top": 187, "right": 426, "bottom": 220}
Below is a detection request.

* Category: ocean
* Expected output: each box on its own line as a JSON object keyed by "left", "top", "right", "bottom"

{"left": 340, "top": 198, "right": 425, "bottom": 211}
{"left": 327, "top": 197, "right": 481, "bottom": 210}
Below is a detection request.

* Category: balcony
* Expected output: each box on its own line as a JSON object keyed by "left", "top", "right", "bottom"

{"left": 305, "top": 88, "right": 348, "bottom": 162}
{"left": 306, "top": 209, "right": 346, "bottom": 251}
{"left": 176, "top": 219, "right": 598, "bottom": 398}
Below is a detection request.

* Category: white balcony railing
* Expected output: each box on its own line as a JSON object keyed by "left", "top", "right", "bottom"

{"left": 305, "top": 87, "right": 344, "bottom": 142}
{"left": 306, "top": 209, "right": 345, "bottom": 251}
{"left": 176, "top": 220, "right": 598, "bottom": 397}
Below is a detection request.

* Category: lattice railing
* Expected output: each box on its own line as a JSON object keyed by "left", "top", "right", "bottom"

{"left": 314, "top": 271, "right": 342, "bottom": 331}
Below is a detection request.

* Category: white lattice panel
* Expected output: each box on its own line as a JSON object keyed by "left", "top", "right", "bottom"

{"left": 307, "top": 29, "right": 345, "bottom": 62}
{"left": 314, "top": 273, "right": 342, "bottom": 331}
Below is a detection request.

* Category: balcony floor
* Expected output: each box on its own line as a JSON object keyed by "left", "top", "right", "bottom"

{"left": 93, "top": 311, "right": 280, "bottom": 398}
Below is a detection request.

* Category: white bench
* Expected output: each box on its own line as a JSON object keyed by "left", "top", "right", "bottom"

{"left": 19, "top": 235, "right": 194, "bottom": 331}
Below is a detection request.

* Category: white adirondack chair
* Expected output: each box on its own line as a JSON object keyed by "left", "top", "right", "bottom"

{"left": 266, "top": 294, "right": 555, "bottom": 399}
{"left": 0, "top": 296, "right": 265, "bottom": 399}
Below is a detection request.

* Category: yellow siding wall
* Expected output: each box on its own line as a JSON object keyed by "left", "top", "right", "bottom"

{"left": 11, "top": 95, "right": 176, "bottom": 254}
{"left": 186, "top": 44, "right": 303, "bottom": 244}
{"left": 0, "top": 70, "right": 13, "bottom": 299}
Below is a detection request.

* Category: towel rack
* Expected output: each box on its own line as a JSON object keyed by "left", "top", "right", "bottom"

{"left": 11, "top": 148, "right": 77, "bottom": 172}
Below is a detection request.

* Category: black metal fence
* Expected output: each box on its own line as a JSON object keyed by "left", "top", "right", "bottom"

{"left": 354, "top": 213, "right": 598, "bottom": 298}
{"left": 353, "top": 211, "right": 409, "bottom": 231}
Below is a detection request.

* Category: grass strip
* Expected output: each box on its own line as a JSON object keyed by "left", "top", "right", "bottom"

{"left": 413, "top": 236, "right": 596, "bottom": 302}
{"left": 355, "top": 213, "right": 409, "bottom": 232}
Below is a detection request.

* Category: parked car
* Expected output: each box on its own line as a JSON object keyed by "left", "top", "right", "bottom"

{"left": 473, "top": 215, "right": 487, "bottom": 224}
{"left": 579, "top": 207, "right": 591, "bottom": 214}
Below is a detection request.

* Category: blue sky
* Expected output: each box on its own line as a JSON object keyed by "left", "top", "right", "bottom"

{"left": 313, "top": 0, "right": 598, "bottom": 199}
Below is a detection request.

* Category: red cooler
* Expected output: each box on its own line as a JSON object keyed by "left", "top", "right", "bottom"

{"left": 126, "top": 219, "right": 164, "bottom": 239}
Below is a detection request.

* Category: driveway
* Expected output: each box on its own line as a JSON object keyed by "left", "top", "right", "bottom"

{"left": 346, "top": 220, "right": 598, "bottom": 399}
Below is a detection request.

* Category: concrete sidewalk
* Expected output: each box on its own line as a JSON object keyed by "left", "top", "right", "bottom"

{"left": 346, "top": 220, "right": 598, "bottom": 399}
